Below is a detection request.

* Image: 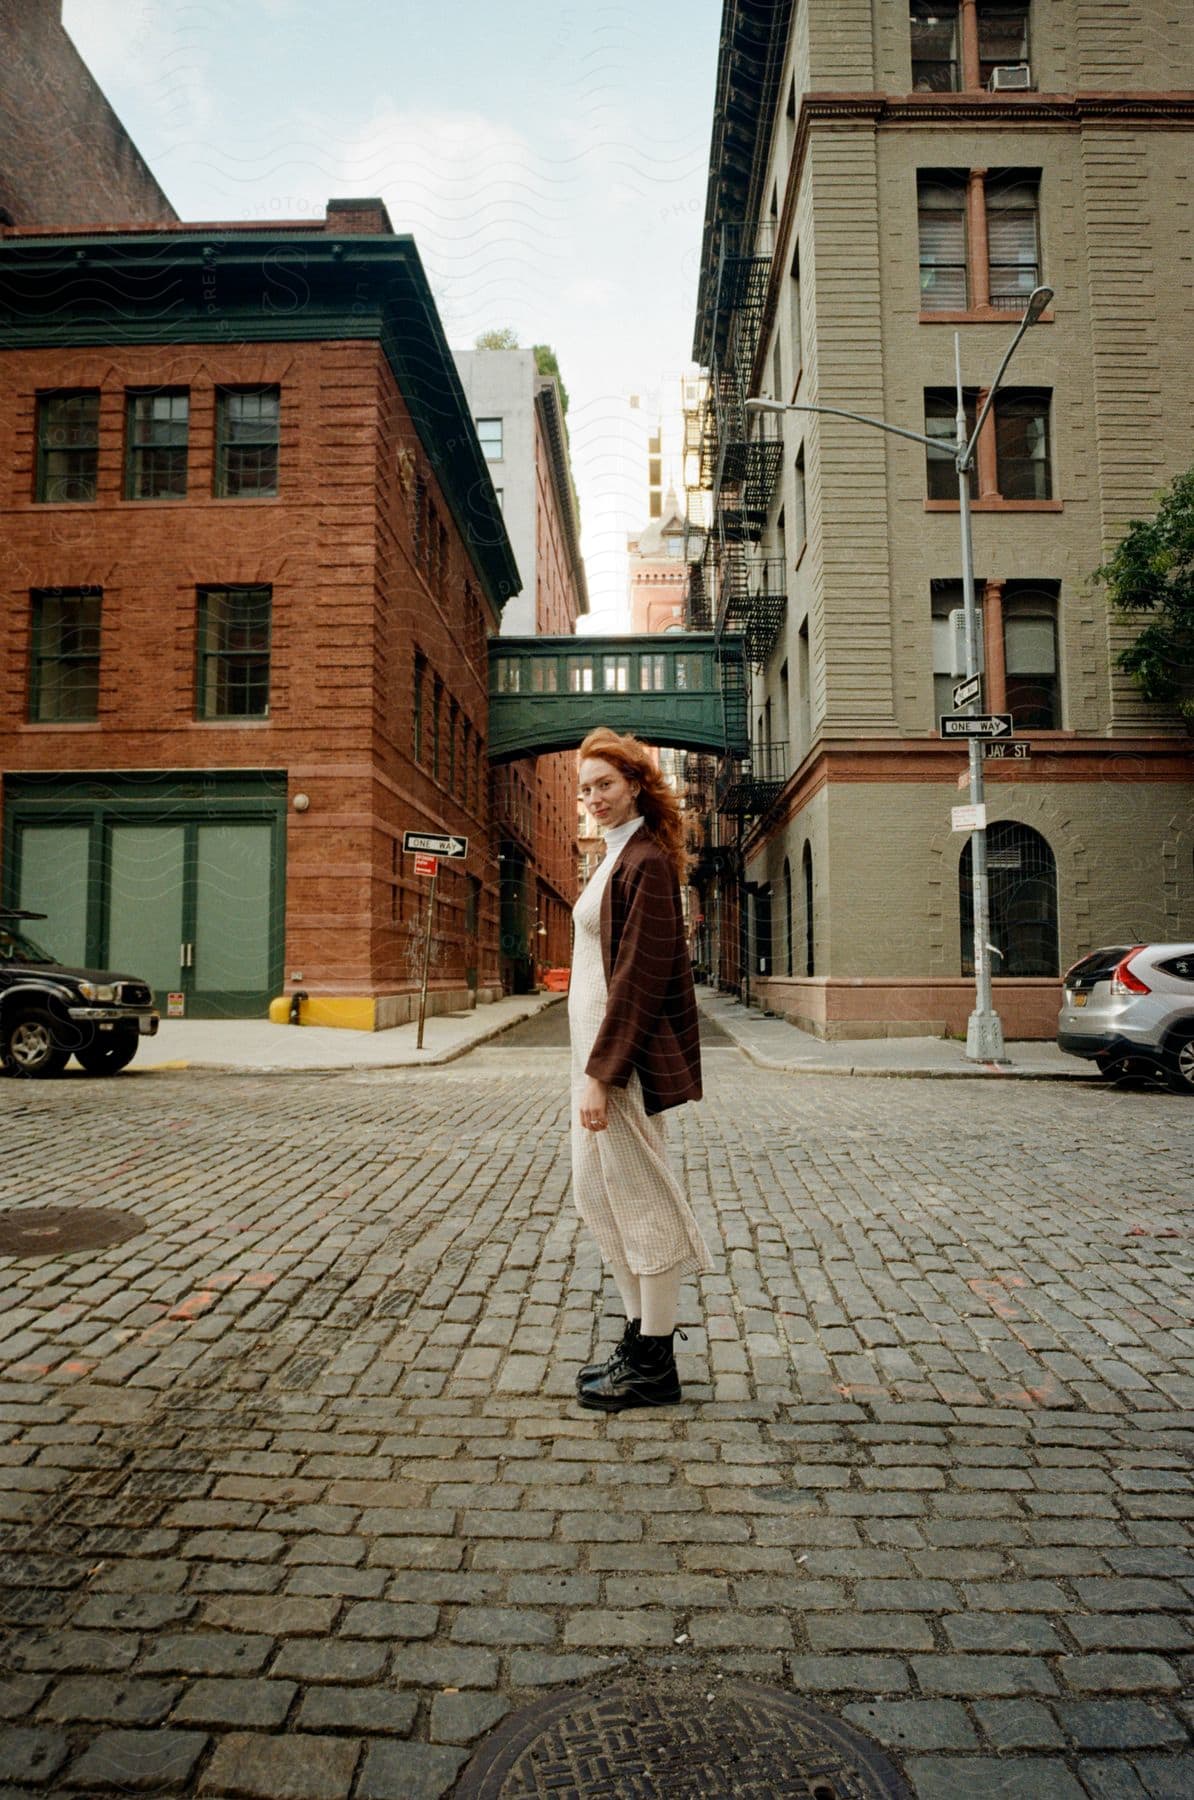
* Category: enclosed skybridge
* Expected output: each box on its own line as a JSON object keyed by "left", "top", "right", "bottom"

{"left": 487, "top": 634, "right": 748, "bottom": 764}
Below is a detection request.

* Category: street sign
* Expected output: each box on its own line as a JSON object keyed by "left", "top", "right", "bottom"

{"left": 983, "top": 741, "right": 1031, "bottom": 761}
{"left": 413, "top": 853, "right": 438, "bottom": 877}
{"left": 403, "top": 831, "right": 468, "bottom": 858}
{"left": 951, "top": 803, "right": 988, "bottom": 833}
{"left": 952, "top": 674, "right": 982, "bottom": 709}
{"left": 939, "top": 713, "right": 1014, "bottom": 740}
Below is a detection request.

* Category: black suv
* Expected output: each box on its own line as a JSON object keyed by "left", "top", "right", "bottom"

{"left": 0, "top": 910, "right": 160, "bottom": 1078}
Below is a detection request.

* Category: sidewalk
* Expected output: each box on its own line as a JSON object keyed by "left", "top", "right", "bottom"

{"left": 697, "top": 987, "right": 1098, "bottom": 1082}
{"left": 132, "top": 991, "right": 564, "bottom": 1074}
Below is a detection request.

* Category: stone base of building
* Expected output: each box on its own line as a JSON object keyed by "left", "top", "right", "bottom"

{"left": 269, "top": 986, "right": 503, "bottom": 1031}
{"left": 752, "top": 976, "right": 1062, "bottom": 1041}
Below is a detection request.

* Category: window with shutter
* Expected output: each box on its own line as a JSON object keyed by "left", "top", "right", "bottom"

{"left": 986, "top": 174, "right": 1040, "bottom": 306}
{"left": 918, "top": 175, "right": 969, "bottom": 310}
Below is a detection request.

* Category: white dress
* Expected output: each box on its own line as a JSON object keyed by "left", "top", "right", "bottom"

{"left": 569, "top": 815, "right": 712, "bottom": 1278}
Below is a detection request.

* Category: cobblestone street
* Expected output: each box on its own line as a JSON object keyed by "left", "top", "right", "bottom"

{"left": 1, "top": 1015, "right": 1192, "bottom": 1798}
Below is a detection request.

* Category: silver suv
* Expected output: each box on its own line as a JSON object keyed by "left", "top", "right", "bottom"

{"left": 1058, "top": 943, "right": 1194, "bottom": 1094}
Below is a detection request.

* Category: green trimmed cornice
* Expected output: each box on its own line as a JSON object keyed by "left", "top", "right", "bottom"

{"left": 0, "top": 230, "right": 521, "bottom": 618}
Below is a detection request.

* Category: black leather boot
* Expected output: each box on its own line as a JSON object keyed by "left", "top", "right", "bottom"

{"left": 577, "top": 1328, "right": 683, "bottom": 1411}
{"left": 576, "top": 1318, "right": 639, "bottom": 1391}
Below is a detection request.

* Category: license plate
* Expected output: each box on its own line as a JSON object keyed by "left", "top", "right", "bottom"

{"left": 1073, "top": 993, "right": 1087, "bottom": 1007}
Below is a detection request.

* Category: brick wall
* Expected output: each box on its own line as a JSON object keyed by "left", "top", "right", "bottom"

{"left": 0, "top": 337, "right": 501, "bottom": 999}
{"left": 0, "top": 0, "right": 176, "bottom": 226}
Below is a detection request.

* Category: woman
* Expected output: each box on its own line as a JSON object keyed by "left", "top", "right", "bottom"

{"left": 570, "top": 727, "right": 713, "bottom": 1412}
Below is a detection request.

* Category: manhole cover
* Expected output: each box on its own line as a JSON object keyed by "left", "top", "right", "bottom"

{"left": 456, "top": 1679, "right": 911, "bottom": 1799}
{"left": 0, "top": 1206, "right": 144, "bottom": 1257}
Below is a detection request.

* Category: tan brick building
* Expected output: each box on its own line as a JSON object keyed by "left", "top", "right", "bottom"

{"left": 0, "top": 203, "right": 518, "bottom": 1023}
{"left": 691, "top": 0, "right": 1194, "bottom": 1037}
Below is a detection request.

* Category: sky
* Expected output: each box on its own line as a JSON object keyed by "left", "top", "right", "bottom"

{"left": 62, "top": 0, "right": 723, "bottom": 628}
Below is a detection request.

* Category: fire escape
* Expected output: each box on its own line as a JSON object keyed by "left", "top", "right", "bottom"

{"left": 698, "top": 221, "right": 788, "bottom": 822}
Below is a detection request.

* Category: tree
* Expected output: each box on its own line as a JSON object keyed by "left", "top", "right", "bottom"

{"left": 474, "top": 327, "right": 520, "bottom": 351}
{"left": 532, "top": 344, "right": 569, "bottom": 416}
{"left": 1093, "top": 466, "right": 1194, "bottom": 728}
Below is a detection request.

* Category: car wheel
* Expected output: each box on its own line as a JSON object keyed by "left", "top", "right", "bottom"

{"left": 74, "top": 1031, "right": 139, "bottom": 1077}
{"left": 1164, "top": 1030, "right": 1194, "bottom": 1096}
{"left": 4, "top": 1010, "right": 70, "bottom": 1079}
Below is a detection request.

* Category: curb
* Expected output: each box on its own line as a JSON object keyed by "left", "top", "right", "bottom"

{"left": 132, "top": 993, "right": 566, "bottom": 1077}
{"left": 698, "top": 1002, "right": 1098, "bottom": 1084}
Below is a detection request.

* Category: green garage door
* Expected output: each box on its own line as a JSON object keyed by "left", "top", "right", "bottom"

{"left": 4, "top": 773, "right": 285, "bottom": 1018}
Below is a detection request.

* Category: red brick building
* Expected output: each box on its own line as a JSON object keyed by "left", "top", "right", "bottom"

{"left": 0, "top": 0, "right": 175, "bottom": 228}
{"left": 0, "top": 202, "right": 519, "bottom": 1023}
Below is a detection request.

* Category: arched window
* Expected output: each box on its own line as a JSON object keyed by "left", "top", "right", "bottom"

{"left": 959, "top": 821, "right": 1058, "bottom": 977}
{"left": 802, "top": 841, "right": 814, "bottom": 976}
{"left": 783, "top": 857, "right": 793, "bottom": 976}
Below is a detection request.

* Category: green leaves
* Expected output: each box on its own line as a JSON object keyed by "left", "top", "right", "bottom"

{"left": 1093, "top": 467, "right": 1194, "bottom": 725}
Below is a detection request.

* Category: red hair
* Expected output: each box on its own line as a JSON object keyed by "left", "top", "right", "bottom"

{"left": 578, "top": 728, "right": 688, "bottom": 884}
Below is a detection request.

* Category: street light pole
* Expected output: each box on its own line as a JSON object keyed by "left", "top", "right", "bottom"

{"left": 747, "top": 285, "right": 1053, "bottom": 1062}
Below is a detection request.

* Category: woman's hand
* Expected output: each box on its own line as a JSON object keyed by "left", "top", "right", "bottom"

{"left": 579, "top": 1076, "right": 609, "bottom": 1132}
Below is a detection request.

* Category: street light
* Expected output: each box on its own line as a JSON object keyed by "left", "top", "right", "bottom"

{"left": 748, "top": 285, "right": 1054, "bottom": 1062}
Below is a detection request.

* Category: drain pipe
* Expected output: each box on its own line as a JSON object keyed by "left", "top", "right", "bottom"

{"left": 289, "top": 991, "right": 308, "bottom": 1025}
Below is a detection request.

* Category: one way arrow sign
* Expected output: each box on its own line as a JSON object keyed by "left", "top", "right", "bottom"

{"left": 403, "top": 831, "right": 469, "bottom": 858}
{"left": 939, "top": 713, "right": 1014, "bottom": 740}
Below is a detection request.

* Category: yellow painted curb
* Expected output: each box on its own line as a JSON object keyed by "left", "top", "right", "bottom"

{"left": 268, "top": 995, "right": 377, "bottom": 1031}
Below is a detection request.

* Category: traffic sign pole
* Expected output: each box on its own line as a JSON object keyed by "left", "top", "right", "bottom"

{"left": 416, "top": 862, "right": 438, "bottom": 1051}
{"left": 955, "top": 334, "right": 1005, "bottom": 1063}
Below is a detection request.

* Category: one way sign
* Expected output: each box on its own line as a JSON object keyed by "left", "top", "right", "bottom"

{"left": 403, "top": 831, "right": 468, "bottom": 858}
{"left": 939, "top": 713, "right": 1014, "bottom": 740}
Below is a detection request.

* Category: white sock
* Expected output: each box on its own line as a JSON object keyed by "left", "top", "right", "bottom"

{"left": 640, "top": 1265, "right": 683, "bottom": 1337}
{"left": 608, "top": 1259, "right": 641, "bottom": 1321}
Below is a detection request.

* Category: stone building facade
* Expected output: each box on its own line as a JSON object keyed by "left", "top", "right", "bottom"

{"left": 691, "top": 0, "right": 1194, "bottom": 1037}
{"left": 0, "top": 203, "right": 518, "bottom": 1023}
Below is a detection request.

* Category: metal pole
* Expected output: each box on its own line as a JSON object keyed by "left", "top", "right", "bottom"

{"left": 416, "top": 862, "right": 437, "bottom": 1050}
{"left": 955, "top": 334, "right": 1005, "bottom": 1063}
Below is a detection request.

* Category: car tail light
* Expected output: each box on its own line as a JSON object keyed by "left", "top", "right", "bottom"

{"left": 1111, "top": 948, "right": 1150, "bottom": 996}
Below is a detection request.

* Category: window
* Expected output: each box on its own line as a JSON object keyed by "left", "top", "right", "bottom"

{"left": 1003, "top": 585, "right": 1058, "bottom": 727}
{"left": 978, "top": 3, "right": 1030, "bottom": 86}
{"left": 495, "top": 657, "right": 521, "bottom": 693}
{"left": 797, "top": 619, "right": 811, "bottom": 752}
{"left": 674, "top": 653, "right": 705, "bottom": 691}
{"left": 924, "top": 387, "right": 1050, "bottom": 501}
{"left": 640, "top": 653, "right": 666, "bottom": 691}
{"left": 789, "top": 245, "right": 803, "bottom": 380}
{"left": 910, "top": 0, "right": 959, "bottom": 90}
{"left": 801, "top": 842, "right": 814, "bottom": 976}
{"left": 532, "top": 659, "right": 559, "bottom": 693}
{"left": 783, "top": 857, "right": 793, "bottom": 975}
{"left": 995, "top": 389, "right": 1051, "bottom": 498}
{"left": 476, "top": 417, "right": 503, "bottom": 460}
{"left": 432, "top": 677, "right": 443, "bottom": 779}
{"left": 448, "top": 700, "right": 458, "bottom": 793}
{"left": 792, "top": 448, "right": 807, "bottom": 551}
{"left": 931, "top": 580, "right": 982, "bottom": 722}
{"left": 413, "top": 653, "right": 426, "bottom": 761}
{"left": 29, "top": 589, "right": 101, "bottom": 721}
{"left": 919, "top": 169, "right": 1041, "bottom": 314}
{"left": 649, "top": 492, "right": 662, "bottom": 518}
{"left": 918, "top": 174, "right": 968, "bottom": 310}
{"left": 215, "top": 387, "right": 279, "bottom": 497}
{"left": 986, "top": 174, "right": 1040, "bottom": 307}
{"left": 602, "top": 655, "right": 629, "bottom": 693}
{"left": 126, "top": 390, "right": 189, "bottom": 499}
{"left": 566, "top": 655, "right": 594, "bottom": 694}
{"left": 196, "top": 586, "right": 271, "bottom": 719}
{"left": 648, "top": 456, "right": 662, "bottom": 487}
{"left": 960, "top": 821, "right": 1057, "bottom": 977}
{"left": 493, "top": 487, "right": 504, "bottom": 512}
{"left": 36, "top": 391, "right": 99, "bottom": 503}
{"left": 911, "top": 1, "right": 1030, "bottom": 92}
{"left": 924, "top": 388, "right": 976, "bottom": 497}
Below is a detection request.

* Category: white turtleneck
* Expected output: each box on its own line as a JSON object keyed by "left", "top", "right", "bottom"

{"left": 603, "top": 813, "right": 645, "bottom": 858}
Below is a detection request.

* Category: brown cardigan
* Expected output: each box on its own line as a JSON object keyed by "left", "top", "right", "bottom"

{"left": 585, "top": 827, "right": 702, "bottom": 1116}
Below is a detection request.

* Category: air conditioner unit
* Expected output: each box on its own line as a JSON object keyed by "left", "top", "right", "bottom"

{"left": 989, "top": 63, "right": 1032, "bottom": 91}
